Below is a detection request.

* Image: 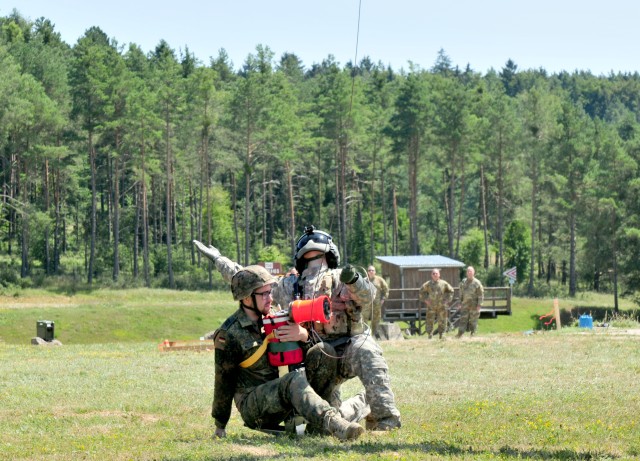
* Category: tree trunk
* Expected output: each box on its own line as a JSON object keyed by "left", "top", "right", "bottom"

{"left": 244, "top": 160, "right": 251, "bottom": 266}
{"left": 381, "top": 162, "right": 388, "bottom": 256}
{"left": 189, "top": 179, "right": 195, "bottom": 265}
{"left": 285, "top": 160, "right": 296, "bottom": 257}
{"left": 528, "top": 172, "right": 537, "bottom": 296}
{"left": 480, "top": 166, "right": 490, "bottom": 269}
{"left": 455, "top": 159, "right": 465, "bottom": 259}
{"left": 53, "top": 158, "right": 62, "bottom": 273}
{"left": 133, "top": 183, "right": 140, "bottom": 278}
{"left": 43, "top": 158, "right": 51, "bottom": 275}
{"left": 447, "top": 147, "right": 457, "bottom": 259}
{"left": 20, "top": 159, "right": 29, "bottom": 278}
{"left": 369, "top": 150, "right": 375, "bottom": 264}
{"left": 392, "top": 185, "right": 399, "bottom": 255}
{"left": 409, "top": 134, "right": 419, "bottom": 255}
{"left": 232, "top": 173, "right": 241, "bottom": 263}
{"left": 165, "top": 112, "right": 175, "bottom": 289}
{"left": 612, "top": 208, "right": 618, "bottom": 312}
{"left": 340, "top": 138, "right": 348, "bottom": 262}
{"left": 569, "top": 209, "right": 577, "bottom": 296}
{"left": 112, "top": 154, "right": 120, "bottom": 282}
{"left": 497, "top": 143, "right": 504, "bottom": 277}
{"left": 88, "top": 132, "right": 97, "bottom": 285}
{"left": 262, "top": 169, "right": 266, "bottom": 247}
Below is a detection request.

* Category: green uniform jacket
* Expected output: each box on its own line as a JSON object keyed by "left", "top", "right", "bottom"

{"left": 460, "top": 277, "right": 484, "bottom": 309}
{"left": 211, "top": 308, "right": 278, "bottom": 429}
{"left": 371, "top": 275, "right": 389, "bottom": 304}
{"left": 418, "top": 279, "right": 454, "bottom": 307}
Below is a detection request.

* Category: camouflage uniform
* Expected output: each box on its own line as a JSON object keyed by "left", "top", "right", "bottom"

{"left": 419, "top": 278, "right": 454, "bottom": 337}
{"left": 208, "top": 254, "right": 364, "bottom": 433}
{"left": 212, "top": 307, "right": 333, "bottom": 431}
{"left": 458, "top": 277, "right": 484, "bottom": 336}
{"left": 273, "top": 264, "right": 401, "bottom": 429}
{"left": 363, "top": 275, "right": 389, "bottom": 336}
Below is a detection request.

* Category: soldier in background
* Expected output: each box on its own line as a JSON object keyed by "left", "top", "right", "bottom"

{"left": 418, "top": 268, "right": 454, "bottom": 339}
{"left": 364, "top": 265, "right": 389, "bottom": 338}
{"left": 194, "top": 244, "right": 364, "bottom": 441}
{"left": 457, "top": 266, "right": 485, "bottom": 338}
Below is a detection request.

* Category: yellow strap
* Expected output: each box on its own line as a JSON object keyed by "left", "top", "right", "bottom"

{"left": 239, "top": 331, "right": 275, "bottom": 368}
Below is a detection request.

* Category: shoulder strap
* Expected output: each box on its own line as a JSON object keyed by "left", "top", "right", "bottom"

{"left": 239, "top": 331, "right": 275, "bottom": 368}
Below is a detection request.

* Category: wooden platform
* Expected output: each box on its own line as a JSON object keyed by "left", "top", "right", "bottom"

{"left": 158, "top": 339, "right": 215, "bottom": 352}
{"left": 383, "top": 286, "right": 511, "bottom": 335}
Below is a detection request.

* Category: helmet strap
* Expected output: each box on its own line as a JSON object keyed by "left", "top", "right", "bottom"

{"left": 241, "top": 297, "right": 263, "bottom": 319}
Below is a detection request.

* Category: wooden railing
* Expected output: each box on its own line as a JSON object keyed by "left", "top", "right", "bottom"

{"left": 382, "top": 286, "right": 511, "bottom": 334}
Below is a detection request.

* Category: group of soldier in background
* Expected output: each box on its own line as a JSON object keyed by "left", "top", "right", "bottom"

{"left": 418, "top": 266, "right": 485, "bottom": 339}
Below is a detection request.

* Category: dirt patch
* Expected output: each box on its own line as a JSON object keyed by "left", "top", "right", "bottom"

{"left": 53, "top": 409, "right": 161, "bottom": 423}
{"left": 593, "top": 327, "right": 640, "bottom": 335}
{"left": 229, "top": 444, "right": 279, "bottom": 458}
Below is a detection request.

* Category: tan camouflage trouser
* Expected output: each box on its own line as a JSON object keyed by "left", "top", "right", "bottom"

{"left": 458, "top": 306, "right": 480, "bottom": 335}
{"left": 308, "top": 334, "right": 400, "bottom": 424}
{"left": 362, "top": 302, "right": 382, "bottom": 337}
{"left": 425, "top": 304, "right": 448, "bottom": 336}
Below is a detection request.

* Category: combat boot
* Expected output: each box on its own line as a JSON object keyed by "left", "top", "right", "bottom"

{"left": 323, "top": 409, "right": 364, "bottom": 441}
{"left": 340, "top": 391, "right": 371, "bottom": 423}
{"left": 365, "top": 414, "right": 402, "bottom": 431}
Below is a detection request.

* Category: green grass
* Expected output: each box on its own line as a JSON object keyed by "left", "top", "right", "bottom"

{"left": 2, "top": 288, "right": 640, "bottom": 460}
{"left": 2, "top": 333, "right": 640, "bottom": 460}
{"left": 0, "top": 288, "right": 235, "bottom": 344}
{"left": 3, "top": 288, "right": 637, "bottom": 345}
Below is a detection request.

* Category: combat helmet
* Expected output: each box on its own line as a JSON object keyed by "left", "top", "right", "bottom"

{"left": 231, "top": 265, "right": 277, "bottom": 301}
{"left": 294, "top": 225, "right": 340, "bottom": 274}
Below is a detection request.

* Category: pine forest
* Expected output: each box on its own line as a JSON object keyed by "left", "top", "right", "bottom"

{"left": 2, "top": 12, "right": 640, "bottom": 303}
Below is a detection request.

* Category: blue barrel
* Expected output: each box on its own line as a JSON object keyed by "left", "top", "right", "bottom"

{"left": 579, "top": 314, "right": 593, "bottom": 329}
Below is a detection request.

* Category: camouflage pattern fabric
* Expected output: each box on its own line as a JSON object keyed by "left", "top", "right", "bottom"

{"left": 212, "top": 306, "right": 333, "bottom": 430}
{"left": 239, "top": 369, "right": 331, "bottom": 430}
{"left": 458, "top": 277, "right": 484, "bottom": 335}
{"left": 275, "top": 264, "right": 401, "bottom": 427}
{"left": 363, "top": 275, "right": 389, "bottom": 335}
{"left": 208, "top": 251, "right": 400, "bottom": 428}
{"left": 212, "top": 255, "right": 244, "bottom": 283}
{"left": 419, "top": 279, "right": 454, "bottom": 336}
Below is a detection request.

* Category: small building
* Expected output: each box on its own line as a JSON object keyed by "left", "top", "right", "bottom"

{"left": 376, "top": 255, "right": 466, "bottom": 291}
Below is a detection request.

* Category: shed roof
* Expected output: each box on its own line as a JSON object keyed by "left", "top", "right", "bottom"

{"left": 376, "top": 255, "right": 466, "bottom": 268}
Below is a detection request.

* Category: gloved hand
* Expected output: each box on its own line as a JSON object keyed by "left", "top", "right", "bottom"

{"left": 193, "top": 240, "right": 221, "bottom": 262}
{"left": 340, "top": 264, "right": 359, "bottom": 284}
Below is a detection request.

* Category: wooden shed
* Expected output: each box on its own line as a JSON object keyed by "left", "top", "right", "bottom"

{"left": 376, "top": 255, "right": 466, "bottom": 292}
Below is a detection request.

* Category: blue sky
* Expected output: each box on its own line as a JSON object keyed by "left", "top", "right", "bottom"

{"left": 3, "top": 0, "right": 638, "bottom": 76}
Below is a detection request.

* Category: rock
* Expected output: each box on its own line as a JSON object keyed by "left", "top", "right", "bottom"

{"left": 376, "top": 323, "right": 404, "bottom": 341}
{"left": 31, "top": 337, "right": 63, "bottom": 346}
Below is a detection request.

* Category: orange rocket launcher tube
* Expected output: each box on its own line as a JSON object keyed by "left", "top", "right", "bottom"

{"left": 262, "top": 295, "right": 331, "bottom": 367}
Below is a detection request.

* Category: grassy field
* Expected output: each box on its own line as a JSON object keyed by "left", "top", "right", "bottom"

{"left": 2, "top": 288, "right": 640, "bottom": 460}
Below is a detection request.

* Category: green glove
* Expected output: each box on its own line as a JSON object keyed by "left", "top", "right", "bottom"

{"left": 340, "top": 264, "right": 359, "bottom": 284}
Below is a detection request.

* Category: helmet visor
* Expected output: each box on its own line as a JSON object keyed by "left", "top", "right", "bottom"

{"left": 296, "top": 230, "right": 332, "bottom": 251}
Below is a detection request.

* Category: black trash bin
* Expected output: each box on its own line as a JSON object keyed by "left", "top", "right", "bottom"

{"left": 37, "top": 320, "right": 55, "bottom": 341}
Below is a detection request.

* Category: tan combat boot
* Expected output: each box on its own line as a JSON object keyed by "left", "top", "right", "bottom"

{"left": 323, "top": 409, "right": 364, "bottom": 441}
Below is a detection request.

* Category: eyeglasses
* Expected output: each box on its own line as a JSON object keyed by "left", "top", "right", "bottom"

{"left": 253, "top": 290, "right": 273, "bottom": 299}
{"left": 367, "top": 269, "right": 375, "bottom": 272}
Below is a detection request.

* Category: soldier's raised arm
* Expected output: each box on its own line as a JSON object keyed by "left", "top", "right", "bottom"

{"left": 193, "top": 240, "right": 243, "bottom": 283}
